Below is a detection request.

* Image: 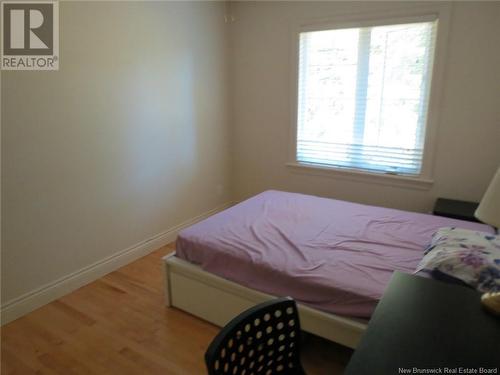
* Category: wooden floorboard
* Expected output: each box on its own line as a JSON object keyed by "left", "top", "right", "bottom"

{"left": 1, "top": 243, "right": 352, "bottom": 374}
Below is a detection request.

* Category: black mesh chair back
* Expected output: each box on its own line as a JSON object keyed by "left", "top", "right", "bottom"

{"left": 205, "top": 298, "right": 306, "bottom": 375}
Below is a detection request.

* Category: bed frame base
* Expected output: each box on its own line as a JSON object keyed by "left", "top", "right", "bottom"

{"left": 163, "top": 253, "right": 366, "bottom": 349}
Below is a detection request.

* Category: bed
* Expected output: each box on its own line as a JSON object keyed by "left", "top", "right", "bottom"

{"left": 163, "top": 190, "right": 493, "bottom": 348}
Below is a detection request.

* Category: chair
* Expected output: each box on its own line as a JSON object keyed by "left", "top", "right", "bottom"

{"left": 205, "top": 298, "right": 306, "bottom": 375}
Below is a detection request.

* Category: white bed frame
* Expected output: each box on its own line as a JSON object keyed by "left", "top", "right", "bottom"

{"left": 163, "top": 253, "right": 367, "bottom": 349}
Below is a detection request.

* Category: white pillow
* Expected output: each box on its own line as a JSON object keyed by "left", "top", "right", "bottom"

{"left": 415, "top": 227, "right": 500, "bottom": 292}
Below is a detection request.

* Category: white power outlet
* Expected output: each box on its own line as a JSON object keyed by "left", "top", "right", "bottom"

{"left": 216, "top": 184, "right": 224, "bottom": 196}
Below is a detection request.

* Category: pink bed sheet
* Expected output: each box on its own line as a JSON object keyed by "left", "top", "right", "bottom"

{"left": 175, "top": 190, "right": 493, "bottom": 318}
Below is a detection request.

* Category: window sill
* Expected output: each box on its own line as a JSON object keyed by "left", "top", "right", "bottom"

{"left": 286, "top": 162, "right": 434, "bottom": 190}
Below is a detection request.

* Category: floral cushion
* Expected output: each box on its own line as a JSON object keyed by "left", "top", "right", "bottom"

{"left": 415, "top": 227, "right": 500, "bottom": 292}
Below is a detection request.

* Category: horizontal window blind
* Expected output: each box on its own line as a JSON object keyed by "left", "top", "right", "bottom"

{"left": 297, "top": 19, "right": 437, "bottom": 175}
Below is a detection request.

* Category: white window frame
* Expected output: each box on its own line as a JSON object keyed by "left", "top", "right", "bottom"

{"left": 287, "top": 4, "right": 452, "bottom": 190}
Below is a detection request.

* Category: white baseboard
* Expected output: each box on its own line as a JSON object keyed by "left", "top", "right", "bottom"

{"left": 0, "top": 201, "right": 233, "bottom": 326}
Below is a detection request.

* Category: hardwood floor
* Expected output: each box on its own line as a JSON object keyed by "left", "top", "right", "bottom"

{"left": 1, "top": 244, "right": 352, "bottom": 374}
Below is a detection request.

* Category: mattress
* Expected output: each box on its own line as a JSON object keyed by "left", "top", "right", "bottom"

{"left": 176, "top": 190, "right": 493, "bottom": 318}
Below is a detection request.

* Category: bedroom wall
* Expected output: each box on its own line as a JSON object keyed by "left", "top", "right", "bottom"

{"left": 229, "top": 1, "right": 500, "bottom": 212}
{"left": 1, "top": 2, "right": 231, "bottom": 317}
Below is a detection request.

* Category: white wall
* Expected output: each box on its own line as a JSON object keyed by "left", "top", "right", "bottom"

{"left": 1, "top": 2, "right": 231, "bottom": 310}
{"left": 230, "top": 1, "right": 500, "bottom": 212}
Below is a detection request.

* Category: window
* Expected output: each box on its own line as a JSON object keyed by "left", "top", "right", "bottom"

{"left": 296, "top": 17, "right": 437, "bottom": 176}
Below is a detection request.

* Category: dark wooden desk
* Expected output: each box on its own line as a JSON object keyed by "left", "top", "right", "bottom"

{"left": 344, "top": 272, "right": 500, "bottom": 375}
